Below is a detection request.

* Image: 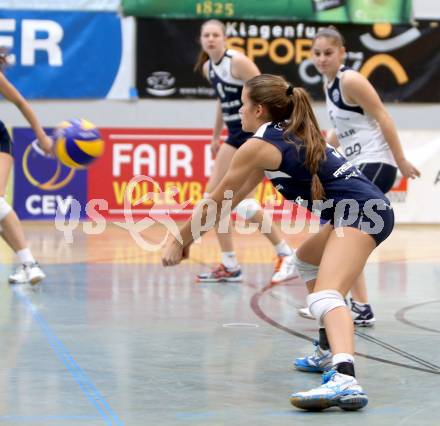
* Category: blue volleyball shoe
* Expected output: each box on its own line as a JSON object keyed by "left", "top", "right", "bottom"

{"left": 290, "top": 369, "right": 368, "bottom": 411}
{"left": 294, "top": 340, "right": 332, "bottom": 373}
{"left": 351, "top": 298, "right": 376, "bottom": 326}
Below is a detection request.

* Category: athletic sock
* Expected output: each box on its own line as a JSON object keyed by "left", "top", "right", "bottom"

{"left": 274, "top": 240, "right": 293, "bottom": 257}
{"left": 17, "top": 248, "right": 35, "bottom": 265}
{"left": 221, "top": 252, "right": 238, "bottom": 270}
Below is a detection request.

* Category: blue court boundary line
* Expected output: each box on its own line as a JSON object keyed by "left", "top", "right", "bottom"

{"left": 0, "top": 415, "right": 100, "bottom": 422}
{"left": 13, "top": 288, "right": 124, "bottom": 426}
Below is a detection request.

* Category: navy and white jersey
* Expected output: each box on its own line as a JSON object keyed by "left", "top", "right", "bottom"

{"left": 208, "top": 49, "right": 252, "bottom": 148}
{"left": 253, "top": 121, "right": 390, "bottom": 224}
{"left": 0, "top": 120, "right": 12, "bottom": 155}
{"left": 325, "top": 66, "right": 396, "bottom": 167}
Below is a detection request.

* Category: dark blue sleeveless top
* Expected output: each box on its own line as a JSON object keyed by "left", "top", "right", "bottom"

{"left": 254, "top": 122, "right": 390, "bottom": 221}
{"left": 208, "top": 50, "right": 252, "bottom": 146}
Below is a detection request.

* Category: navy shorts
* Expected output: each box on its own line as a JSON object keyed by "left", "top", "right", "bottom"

{"left": 225, "top": 127, "right": 253, "bottom": 149}
{"left": 332, "top": 198, "right": 395, "bottom": 246}
{"left": 0, "top": 121, "right": 13, "bottom": 156}
{"left": 358, "top": 162, "right": 397, "bottom": 194}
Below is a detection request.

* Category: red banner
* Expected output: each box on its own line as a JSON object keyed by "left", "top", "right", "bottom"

{"left": 88, "top": 128, "right": 285, "bottom": 219}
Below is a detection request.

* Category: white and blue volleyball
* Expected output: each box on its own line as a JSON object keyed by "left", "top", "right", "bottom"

{"left": 54, "top": 118, "right": 104, "bottom": 169}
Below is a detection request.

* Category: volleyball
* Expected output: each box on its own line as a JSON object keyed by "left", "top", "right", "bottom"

{"left": 54, "top": 118, "right": 104, "bottom": 169}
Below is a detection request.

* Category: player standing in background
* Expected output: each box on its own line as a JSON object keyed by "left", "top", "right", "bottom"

{"left": 295, "top": 26, "right": 420, "bottom": 335}
{"left": 0, "top": 49, "right": 53, "bottom": 284}
{"left": 194, "top": 20, "right": 297, "bottom": 284}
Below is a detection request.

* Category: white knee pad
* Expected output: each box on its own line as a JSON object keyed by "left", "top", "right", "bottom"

{"left": 293, "top": 251, "right": 319, "bottom": 283}
{"left": 234, "top": 199, "right": 261, "bottom": 220}
{"left": 0, "top": 197, "right": 12, "bottom": 221}
{"left": 307, "top": 290, "right": 346, "bottom": 326}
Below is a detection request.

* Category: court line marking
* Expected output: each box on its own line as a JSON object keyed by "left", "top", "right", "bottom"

{"left": 0, "top": 415, "right": 100, "bottom": 423}
{"left": 222, "top": 323, "right": 259, "bottom": 328}
{"left": 354, "top": 330, "right": 440, "bottom": 371}
{"left": 268, "top": 284, "right": 440, "bottom": 370}
{"left": 12, "top": 288, "right": 124, "bottom": 426}
{"left": 251, "top": 282, "right": 440, "bottom": 375}
{"left": 269, "top": 289, "right": 440, "bottom": 371}
{"left": 395, "top": 299, "right": 440, "bottom": 334}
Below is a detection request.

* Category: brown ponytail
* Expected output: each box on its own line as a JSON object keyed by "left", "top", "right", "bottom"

{"left": 193, "top": 19, "right": 226, "bottom": 75}
{"left": 245, "top": 74, "right": 327, "bottom": 201}
{"left": 286, "top": 88, "right": 326, "bottom": 200}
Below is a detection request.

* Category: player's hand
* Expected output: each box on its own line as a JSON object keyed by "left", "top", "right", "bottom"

{"left": 38, "top": 134, "right": 55, "bottom": 156}
{"left": 162, "top": 235, "right": 190, "bottom": 266}
{"left": 210, "top": 138, "right": 221, "bottom": 157}
{"left": 397, "top": 158, "right": 421, "bottom": 179}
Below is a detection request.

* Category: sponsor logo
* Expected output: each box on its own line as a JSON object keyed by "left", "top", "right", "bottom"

{"left": 146, "top": 71, "right": 176, "bottom": 97}
{"left": 3, "top": 11, "right": 122, "bottom": 99}
{"left": 22, "top": 144, "right": 75, "bottom": 191}
{"left": 333, "top": 161, "right": 354, "bottom": 177}
{"left": 332, "top": 88, "right": 340, "bottom": 103}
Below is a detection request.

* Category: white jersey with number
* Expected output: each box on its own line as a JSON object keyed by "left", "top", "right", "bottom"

{"left": 324, "top": 66, "right": 396, "bottom": 167}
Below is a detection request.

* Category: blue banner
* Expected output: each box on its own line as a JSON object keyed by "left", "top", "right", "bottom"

{"left": 0, "top": 11, "right": 123, "bottom": 98}
{"left": 13, "top": 128, "right": 87, "bottom": 219}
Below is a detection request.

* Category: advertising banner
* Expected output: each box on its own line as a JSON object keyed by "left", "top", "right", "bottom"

{"left": 136, "top": 19, "right": 440, "bottom": 102}
{"left": 12, "top": 128, "right": 88, "bottom": 220}
{"left": 123, "top": 0, "right": 412, "bottom": 24}
{"left": 12, "top": 127, "right": 439, "bottom": 224}
{"left": 87, "top": 128, "right": 285, "bottom": 220}
{"left": 0, "top": 11, "right": 134, "bottom": 99}
{"left": 0, "top": 1, "right": 120, "bottom": 11}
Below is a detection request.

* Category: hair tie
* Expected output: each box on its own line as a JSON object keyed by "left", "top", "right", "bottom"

{"left": 286, "top": 85, "right": 294, "bottom": 96}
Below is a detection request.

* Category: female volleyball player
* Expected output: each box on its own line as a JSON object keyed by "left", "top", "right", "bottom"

{"left": 0, "top": 49, "right": 53, "bottom": 284}
{"left": 296, "top": 26, "right": 420, "bottom": 329}
{"left": 194, "top": 20, "right": 296, "bottom": 284}
{"left": 162, "top": 74, "right": 396, "bottom": 411}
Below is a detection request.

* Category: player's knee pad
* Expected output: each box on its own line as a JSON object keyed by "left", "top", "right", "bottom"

{"left": 234, "top": 199, "right": 261, "bottom": 220}
{"left": 0, "top": 197, "right": 12, "bottom": 221}
{"left": 307, "top": 290, "right": 346, "bottom": 326}
{"left": 293, "top": 251, "right": 319, "bottom": 283}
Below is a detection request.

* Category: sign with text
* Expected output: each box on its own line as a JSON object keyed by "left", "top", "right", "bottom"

{"left": 123, "top": 0, "right": 412, "bottom": 24}
{"left": 12, "top": 127, "right": 439, "bottom": 224}
{"left": 136, "top": 19, "right": 440, "bottom": 102}
{"left": 12, "top": 128, "right": 87, "bottom": 219}
{"left": 87, "top": 128, "right": 284, "bottom": 219}
{"left": 0, "top": 11, "right": 133, "bottom": 99}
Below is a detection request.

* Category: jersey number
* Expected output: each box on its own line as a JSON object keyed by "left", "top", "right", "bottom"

{"left": 345, "top": 143, "right": 361, "bottom": 158}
